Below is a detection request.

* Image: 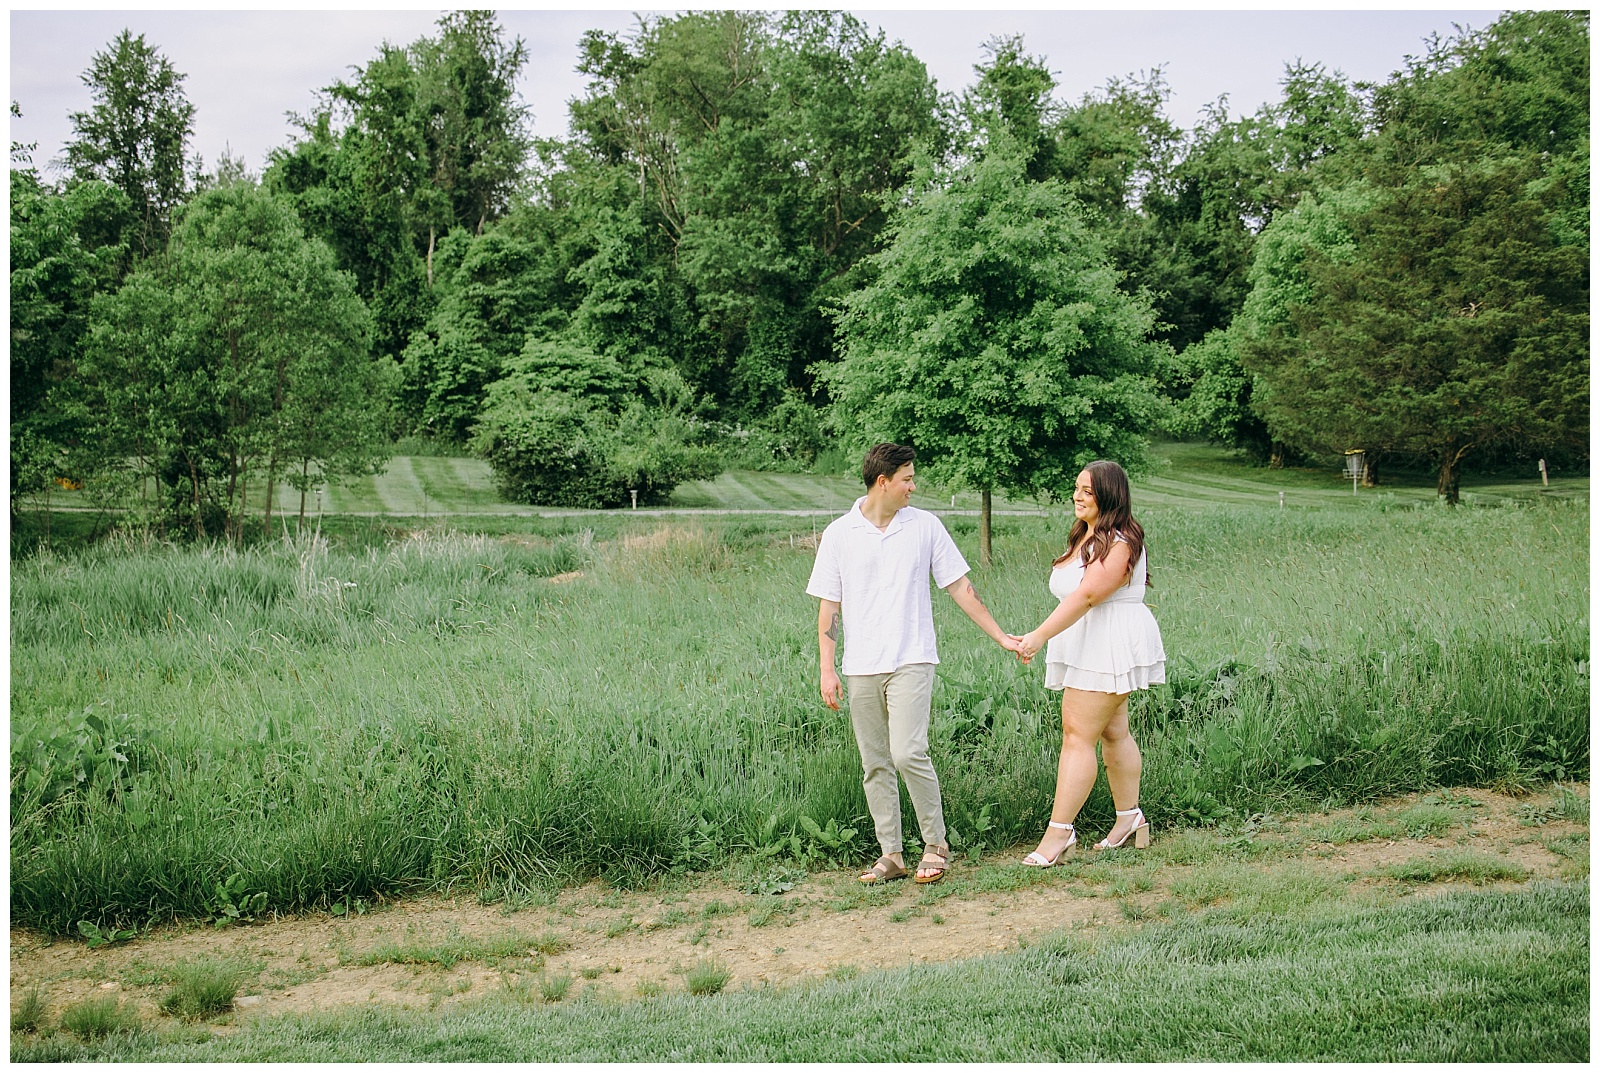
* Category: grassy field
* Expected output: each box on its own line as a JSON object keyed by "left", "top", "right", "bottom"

{"left": 10, "top": 480, "right": 1588, "bottom": 935}
{"left": 9, "top": 445, "right": 1590, "bottom": 1060}
{"left": 16, "top": 441, "right": 1587, "bottom": 523}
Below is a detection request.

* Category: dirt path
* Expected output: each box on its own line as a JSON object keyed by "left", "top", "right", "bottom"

{"left": 11, "top": 785, "right": 1587, "bottom": 1027}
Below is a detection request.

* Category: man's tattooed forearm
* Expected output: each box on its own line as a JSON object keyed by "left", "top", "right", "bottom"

{"left": 825, "top": 611, "right": 841, "bottom": 642}
{"left": 964, "top": 579, "right": 988, "bottom": 610}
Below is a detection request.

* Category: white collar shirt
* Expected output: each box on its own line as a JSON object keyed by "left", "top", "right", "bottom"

{"left": 805, "top": 498, "right": 971, "bottom": 676}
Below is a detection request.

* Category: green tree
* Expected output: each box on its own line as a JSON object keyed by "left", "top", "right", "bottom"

{"left": 63, "top": 29, "right": 196, "bottom": 257}
{"left": 9, "top": 164, "right": 133, "bottom": 520}
{"left": 566, "top": 11, "right": 943, "bottom": 427}
{"left": 1242, "top": 158, "right": 1587, "bottom": 502}
{"left": 961, "top": 35, "right": 1061, "bottom": 179}
{"left": 1229, "top": 181, "right": 1372, "bottom": 469}
{"left": 1371, "top": 10, "right": 1589, "bottom": 165}
{"left": 1165, "top": 328, "right": 1273, "bottom": 460}
{"left": 398, "top": 211, "right": 571, "bottom": 440}
{"left": 266, "top": 11, "right": 531, "bottom": 367}
{"left": 80, "top": 184, "right": 388, "bottom": 539}
{"left": 823, "top": 145, "right": 1168, "bottom": 564}
{"left": 1235, "top": 11, "right": 1589, "bottom": 498}
{"left": 408, "top": 10, "right": 532, "bottom": 274}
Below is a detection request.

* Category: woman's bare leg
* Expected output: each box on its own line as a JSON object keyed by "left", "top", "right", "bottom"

{"left": 1099, "top": 697, "right": 1144, "bottom": 844}
{"left": 1030, "top": 688, "right": 1127, "bottom": 859}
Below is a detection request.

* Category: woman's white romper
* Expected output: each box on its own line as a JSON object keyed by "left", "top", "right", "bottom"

{"left": 1044, "top": 536, "right": 1166, "bottom": 694}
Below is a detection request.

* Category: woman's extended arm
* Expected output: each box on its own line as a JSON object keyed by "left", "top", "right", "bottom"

{"left": 1017, "top": 542, "right": 1133, "bottom": 662}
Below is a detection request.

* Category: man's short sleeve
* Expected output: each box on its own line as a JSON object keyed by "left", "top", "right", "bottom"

{"left": 805, "top": 527, "right": 843, "bottom": 602}
{"left": 928, "top": 516, "right": 970, "bottom": 588}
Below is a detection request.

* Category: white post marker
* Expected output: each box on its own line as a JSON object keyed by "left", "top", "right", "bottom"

{"left": 1539, "top": 459, "right": 1549, "bottom": 487}
{"left": 629, "top": 489, "right": 638, "bottom": 510}
{"left": 1279, "top": 491, "right": 1285, "bottom": 509}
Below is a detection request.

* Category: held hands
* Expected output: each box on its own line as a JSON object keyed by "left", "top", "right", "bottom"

{"left": 998, "top": 632, "right": 1036, "bottom": 664}
{"left": 1014, "top": 631, "right": 1042, "bottom": 663}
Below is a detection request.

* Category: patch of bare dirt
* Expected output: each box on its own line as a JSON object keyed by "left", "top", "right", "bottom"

{"left": 11, "top": 785, "right": 1586, "bottom": 1027}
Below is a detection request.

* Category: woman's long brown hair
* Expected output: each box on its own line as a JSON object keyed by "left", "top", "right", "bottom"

{"left": 1052, "top": 460, "right": 1147, "bottom": 583}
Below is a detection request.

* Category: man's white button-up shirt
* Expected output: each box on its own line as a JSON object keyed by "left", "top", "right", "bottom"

{"left": 806, "top": 498, "right": 971, "bottom": 676}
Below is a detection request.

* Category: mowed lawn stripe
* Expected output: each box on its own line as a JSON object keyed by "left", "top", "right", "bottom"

{"left": 1135, "top": 476, "right": 1304, "bottom": 509}
{"left": 105, "top": 446, "right": 1582, "bottom": 519}
{"left": 323, "top": 473, "right": 385, "bottom": 514}
{"left": 447, "top": 457, "right": 502, "bottom": 506}
{"left": 763, "top": 472, "right": 858, "bottom": 510}
{"left": 693, "top": 470, "right": 780, "bottom": 508}
{"left": 410, "top": 456, "right": 504, "bottom": 512}
{"left": 372, "top": 457, "right": 429, "bottom": 514}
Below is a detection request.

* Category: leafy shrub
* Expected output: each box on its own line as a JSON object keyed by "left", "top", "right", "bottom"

{"left": 78, "top": 920, "right": 138, "bottom": 948}
{"left": 207, "top": 873, "right": 269, "bottom": 926}
{"left": 713, "top": 392, "right": 827, "bottom": 471}
{"left": 11, "top": 704, "right": 146, "bottom": 811}
{"left": 472, "top": 340, "right": 721, "bottom": 507}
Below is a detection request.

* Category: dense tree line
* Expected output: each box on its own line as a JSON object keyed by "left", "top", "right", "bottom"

{"left": 1178, "top": 11, "right": 1589, "bottom": 499}
{"left": 10, "top": 10, "right": 1588, "bottom": 533}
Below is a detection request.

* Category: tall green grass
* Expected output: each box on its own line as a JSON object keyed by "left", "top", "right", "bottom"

{"left": 10, "top": 499, "right": 1588, "bottom": 933}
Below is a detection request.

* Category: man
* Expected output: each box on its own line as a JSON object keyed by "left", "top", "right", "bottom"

{"left": 806, "top": 443, "right": 1021, "bottom": 884}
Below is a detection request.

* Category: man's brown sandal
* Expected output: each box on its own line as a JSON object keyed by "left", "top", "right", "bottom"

{"left": 858, "top": 855, "right": 908, "bottom": 884}
{"left": 914, "top": 845, "right": 949, "bottom": 884}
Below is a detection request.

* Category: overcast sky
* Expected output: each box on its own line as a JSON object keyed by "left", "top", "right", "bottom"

{"left": 11, "top": 7, "right": 1501, "bottom": 178}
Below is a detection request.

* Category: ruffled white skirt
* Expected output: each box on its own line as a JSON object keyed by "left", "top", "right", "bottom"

{"left": 1045, "top": 599, "right": 1166, "bottom": 694}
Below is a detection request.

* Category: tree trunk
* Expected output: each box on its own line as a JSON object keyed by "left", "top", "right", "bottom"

{"left": 1361, "top": 453, "right": 1380, "bottom": 488}
{"left": 427, "top": 224, "right": 436, "bottom": 289}
{"left": 1436, "top": 440, "right": 1471, "bottom": 505}
{"left": 189, "top": 456, "right": 204, "bottom": 541}
{"left": 1268, "top": 442, "right": 1286, "bottom": 469}
{"left": 298, "top": 459, "right": 309, "bottom": 535}
{"left": 980, "top": 489, "right": 992, "bottom": 568}
{"left": 237, "top": 463, "right": 248, "bottom": 548}
{"left": 263, "top": 455, "right": 276, "bottom": 539}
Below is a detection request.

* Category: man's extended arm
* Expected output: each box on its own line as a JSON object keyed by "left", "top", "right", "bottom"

{"left": 818, "top": 599, "right": 843, "bottom": 710}
{"left": 944, "top": 575, "right": 1022, "bottom": 653}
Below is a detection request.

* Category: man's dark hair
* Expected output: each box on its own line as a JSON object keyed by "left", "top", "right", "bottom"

{"left": 862, "top": 443, "right": 916, "bottom": 488}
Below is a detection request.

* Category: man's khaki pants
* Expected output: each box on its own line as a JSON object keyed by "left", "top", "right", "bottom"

{"left": 846, "top": 662, "right": 945, "bottom": 855}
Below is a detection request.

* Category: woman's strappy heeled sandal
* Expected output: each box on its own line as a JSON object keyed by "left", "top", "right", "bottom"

{"left": 1022, "top": 820, "right": 1076, "bottom": 867}
{"left": 1094, "top": 807, "right": 1151, "bottom": 850}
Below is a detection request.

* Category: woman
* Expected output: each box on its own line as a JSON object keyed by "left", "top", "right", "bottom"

{"left": 1014, "top": 460, "right": 1165, "bottom": 864}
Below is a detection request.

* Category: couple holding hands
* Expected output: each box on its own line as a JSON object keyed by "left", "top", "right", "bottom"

{"left": 807, "top": 443, "right": 1165, "bottom": 884}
